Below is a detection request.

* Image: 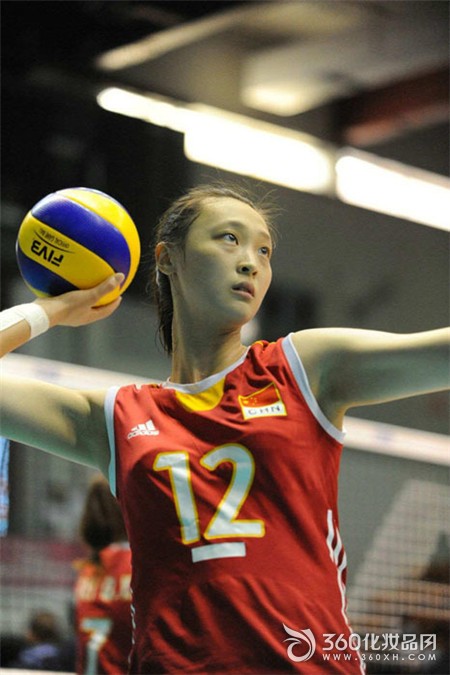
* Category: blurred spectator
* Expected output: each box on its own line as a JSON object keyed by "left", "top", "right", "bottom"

{"left": 74, "top": 474, "right": 132, "bottom": 674}
{"left": 10, "top": 610, "right": 66, "bottom": 670}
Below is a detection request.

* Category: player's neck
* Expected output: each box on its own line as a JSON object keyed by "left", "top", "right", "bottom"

{"left": 170, "top": 328, "right": 246, "bottom": 384}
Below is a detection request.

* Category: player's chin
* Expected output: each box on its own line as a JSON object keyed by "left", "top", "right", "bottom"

{"left": 228, "top": 302, "right": 258, "bottom": 327}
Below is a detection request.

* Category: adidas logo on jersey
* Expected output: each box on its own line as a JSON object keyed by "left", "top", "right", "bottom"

{"left": 127, "top": 419, "right": 160, "bottom": 439}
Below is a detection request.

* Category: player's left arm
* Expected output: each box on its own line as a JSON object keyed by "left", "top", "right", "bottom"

{"left": 291, "top": 327, "right": 450, "bottom": 427}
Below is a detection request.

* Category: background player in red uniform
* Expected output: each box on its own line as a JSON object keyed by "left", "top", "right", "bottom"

{"left": 1, "top": 184, "right": 449, "bottom": 673}
{"left": 74, "top": 474, "right": 132, "bottom": 675}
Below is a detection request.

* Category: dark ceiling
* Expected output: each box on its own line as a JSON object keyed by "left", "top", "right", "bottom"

{"left": 3, "top": 1, "right": 448, "bottom": 153}
{"left": 2, "top": 2, "right": 243, "bottom": 77}
{"left": 1, "top": 1, "right": 449, "bottom": 305}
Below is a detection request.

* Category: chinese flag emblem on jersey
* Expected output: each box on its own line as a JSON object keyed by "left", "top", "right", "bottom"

{"left": 238, "top": 383, "right": 286, "bottom": 420}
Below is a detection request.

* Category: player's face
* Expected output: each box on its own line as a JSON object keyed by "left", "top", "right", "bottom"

{"left": 171, "top": 197, "right": 273, "bottom": 328}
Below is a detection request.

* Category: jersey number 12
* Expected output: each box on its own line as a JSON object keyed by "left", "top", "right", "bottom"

{"left": 154, "top": 443, "right": 265, "bottom": 545}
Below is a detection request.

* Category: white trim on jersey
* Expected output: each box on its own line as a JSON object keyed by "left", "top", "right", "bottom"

{"left": 326, "top": 509, "right": 366, "bottom": 675}
{"left": 161, "top": 348, "right": 250, "bottom": 393}
{"left": 105, "top": 386, "right": 120, "bottom": 497}
{"left": 326, "top": 509, "right": 348, "bottom": 624}
{"left": 282, "top": 333, "right": 346, "bottom": 444}
{"left": 191, "top": 542, "right": 246, "bottom": 563}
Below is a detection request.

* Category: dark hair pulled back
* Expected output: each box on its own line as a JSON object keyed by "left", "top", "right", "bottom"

{"left": 79, "top": 475, "right": 127, "bottom": 561}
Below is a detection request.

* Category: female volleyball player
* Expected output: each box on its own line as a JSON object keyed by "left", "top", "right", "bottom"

{"left": 74, "top": 474, "right": 132, "bottom": 675}
{"left": 1, "top": 185, "right": 449, "bottom": 673}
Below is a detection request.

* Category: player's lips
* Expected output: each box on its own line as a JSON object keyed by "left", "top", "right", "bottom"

{"left": 232, "top": 282, "right": 255, "bottom": 298}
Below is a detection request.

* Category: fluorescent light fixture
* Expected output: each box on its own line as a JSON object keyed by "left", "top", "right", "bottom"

{"left": 96, "top": 86, "right": 334, "bottom": 194}
{"left": 96, "top": 87, "right": 450, "bottom": 228}
{"left": 336, "top": 148, "right": 450, "bottom": 231}
{"left": 184, "top": 107, "right": 334, "bottom": 194}
{"left": 95, "top": 5, "right": 258, "bottom": 71}
{"left": 241, "top": 79, "right": 344, "bottom": 117}
{"left": 96, "top": 87, "right": 194, "bottom": 133}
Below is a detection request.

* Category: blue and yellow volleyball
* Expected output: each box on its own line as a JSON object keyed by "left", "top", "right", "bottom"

{"left": 16, "top": 187, "right": 141, "bottom": 306}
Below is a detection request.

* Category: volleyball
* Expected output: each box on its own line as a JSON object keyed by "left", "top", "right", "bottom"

{"left": 15, "top": 187, "right": 141, "bottom": 306}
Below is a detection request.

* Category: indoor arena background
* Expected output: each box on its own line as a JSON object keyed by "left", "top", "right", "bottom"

{"left": 1, "top": 2, "right": 449, "bottom": 674}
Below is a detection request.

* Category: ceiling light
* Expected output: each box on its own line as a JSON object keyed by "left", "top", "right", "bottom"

{"left": 97, "top": 87, "right": 334, "bottom": 194}
{"left": 96, "top": 87, "right": 450, "bottom": 230}
{"left": 241, "top": 82, "right": 322, "bottom": 117}
{"left": 184, "top": 107, "right": 334, "bottom": 194}
{"left": 96, "top": 87, "right": 194, "bottom": 133}
{"left": 336, "top": 149, "right": 450, "bottom": 231}
{"left": 241, "top": 79, "right": 347, "bottom": 117}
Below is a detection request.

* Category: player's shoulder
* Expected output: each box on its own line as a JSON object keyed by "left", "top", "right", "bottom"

{"left": 113, "top": 381, "right": 161, "bottom": 399}
{"left": 289, "top": 327, "right": 356, "bottom": 364}
{"left": 100, "top": 542, "right": 132, "bottom": 567}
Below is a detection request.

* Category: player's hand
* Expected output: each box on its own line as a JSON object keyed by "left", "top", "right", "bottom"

{"left": 36, "top": 274, "right": 125, "bottom": 327}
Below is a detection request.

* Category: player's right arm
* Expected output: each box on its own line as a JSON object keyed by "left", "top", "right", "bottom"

{"left": 0, "top": 274, "right": 124, "bottom": 474}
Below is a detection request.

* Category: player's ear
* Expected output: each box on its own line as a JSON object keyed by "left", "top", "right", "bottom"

{"left": 155, "top": 242, "right": 175, "bottom": 276}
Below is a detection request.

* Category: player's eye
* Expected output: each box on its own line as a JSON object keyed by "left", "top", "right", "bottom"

{"left": 222, "top": 233, "right": 238, "bottom": 244}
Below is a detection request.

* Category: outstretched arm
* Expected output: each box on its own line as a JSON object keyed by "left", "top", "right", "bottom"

{"left": 0, "top": 274, "right": 124, "bottom": 474}
{"left": 292, "top": 327, "right": 450, "bottom": 428}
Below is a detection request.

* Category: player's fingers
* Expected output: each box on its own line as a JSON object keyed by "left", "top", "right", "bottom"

{"left": 36, "top": 273, "right": 126, "bottom": 327}
{"left": 91, "top": 296, "right": 123, "bottom": 321}
{"left": 88, "top": 273, "right": 125, "bottom": 303}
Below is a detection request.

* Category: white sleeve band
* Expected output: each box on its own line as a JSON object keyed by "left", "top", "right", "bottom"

{"left": 0, "top": 303, "right": 50, "bottom": 339}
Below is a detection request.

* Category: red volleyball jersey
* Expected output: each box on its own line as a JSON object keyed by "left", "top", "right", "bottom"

{"left": 74, "top": 543, "right": 132, "bottom": 675}
{"left": 105, "top": 335, "right": 365, "bottom": 674}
